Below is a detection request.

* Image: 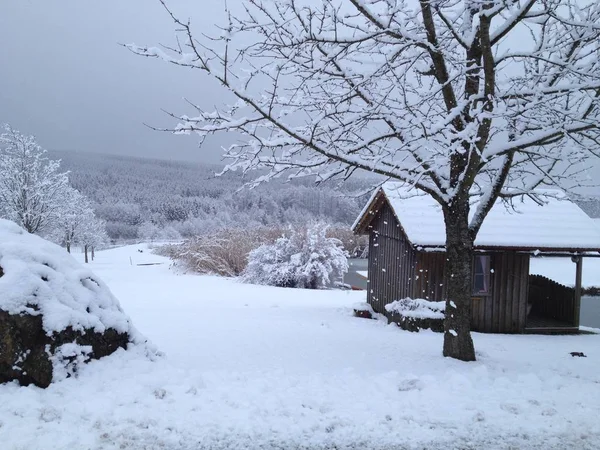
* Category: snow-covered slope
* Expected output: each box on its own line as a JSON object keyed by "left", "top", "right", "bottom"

{"left": 1, "top": 244, "right": 600, "bottom": 449}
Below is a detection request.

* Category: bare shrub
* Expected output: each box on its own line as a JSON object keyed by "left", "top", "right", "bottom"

{"left": 156, "top": 227, "right": 282, "bottom": 276}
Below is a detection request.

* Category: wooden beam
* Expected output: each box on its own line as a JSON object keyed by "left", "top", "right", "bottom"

{"left": 573, "top": 256, "right": 583, "bottom": 328}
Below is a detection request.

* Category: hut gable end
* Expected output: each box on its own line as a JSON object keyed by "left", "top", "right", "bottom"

{"left": 367, "top": 201, "right": 418, "bottom": 315}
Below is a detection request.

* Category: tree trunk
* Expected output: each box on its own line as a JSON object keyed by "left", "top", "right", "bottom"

{"left": 84, "top": 245, "right": 89, "bottom": 264}
{"left": 66, "top": 242, "right": 71, "bottom": 253}
{"left": 91, "top": 246, "right": 95, "bottom": 261}
{"left": 443, "top": 199, "right": 476, "bottom": 362}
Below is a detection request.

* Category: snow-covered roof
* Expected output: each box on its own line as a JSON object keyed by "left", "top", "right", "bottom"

{"left": 0, "top": 219, "right": 138, "bottom": 335}
{"left": 353, "top": 183, "right": 600, "bottom": 252}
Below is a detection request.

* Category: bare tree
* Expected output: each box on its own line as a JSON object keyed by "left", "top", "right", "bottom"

{"left": 128, "top": 0, "right": 600, "bottom": 360}
{"left": 0, "top": 125, "right": 70, "bottom": 235}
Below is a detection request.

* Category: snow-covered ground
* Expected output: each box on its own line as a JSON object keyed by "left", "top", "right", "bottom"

{"left": 2, "top": 245, "right": 600, "bottom": 449}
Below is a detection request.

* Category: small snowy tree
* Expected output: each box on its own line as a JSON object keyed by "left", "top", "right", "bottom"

{"left": 129, "top": 0, "right": 600, "bottom": 361}
{"left": 0, "top": 125, "right": 70, "bottom": 234}
{"left": 80, "top": 216, "right": 108, "bottom": 263}
{"left": 52, "top": 187, "right": 96, "bottom": 253}
{"left": 242, "top": 223, "right": 348, "bottom": 289}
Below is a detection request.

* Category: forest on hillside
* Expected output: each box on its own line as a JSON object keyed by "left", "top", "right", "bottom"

{"left": 49, "top": 150, "right": 600, "bottom": 244}
{"left": 52, "top": 151, "right": 372, "bottom": 242}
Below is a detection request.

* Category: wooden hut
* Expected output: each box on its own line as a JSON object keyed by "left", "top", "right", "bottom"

{"left": 353, "top": 184, "right": 600, "bottom": 333}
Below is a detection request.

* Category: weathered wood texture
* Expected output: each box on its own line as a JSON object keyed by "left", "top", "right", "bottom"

{"left": 528, "top": 275, "right": 576, "bottom": 327}
{"left": 470, "top": 252, "right": 530, "bottom": 333}
{"left": 413, "top": 253, "right": 446, "bottom": 301}
{"left": 367, "top": 202, "right": 417, "bottom": 315}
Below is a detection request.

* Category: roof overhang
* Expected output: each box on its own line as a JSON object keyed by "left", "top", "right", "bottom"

{"left": 352, "top": 188, "right": 386, "bottom": 235}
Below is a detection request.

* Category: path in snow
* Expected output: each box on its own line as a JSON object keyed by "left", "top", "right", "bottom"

{"left": 1, "top": 245, "right": 600, "bottom": 450}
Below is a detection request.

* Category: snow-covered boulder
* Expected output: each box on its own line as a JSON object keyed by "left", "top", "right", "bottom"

{"left": 0, "top": 219, "right": 142, "bottom": 388}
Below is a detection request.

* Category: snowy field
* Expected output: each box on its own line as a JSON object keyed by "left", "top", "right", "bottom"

{"left": 2, "top": 246, "right": 600, "bottom": 449}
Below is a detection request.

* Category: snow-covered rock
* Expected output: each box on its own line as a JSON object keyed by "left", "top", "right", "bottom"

{"left": 0, "top": 219, "right": 143, "bottom": 387}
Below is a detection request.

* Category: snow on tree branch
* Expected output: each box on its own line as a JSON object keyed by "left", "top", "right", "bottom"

{"left": 0, "top": 125, "right": 71, "bottom": 234}
{"left": 127, "top": 0, "right": 600, "bottom": 213}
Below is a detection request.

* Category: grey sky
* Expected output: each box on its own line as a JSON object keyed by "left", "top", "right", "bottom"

{"left": 0, "top": 0, "right": 231, "bottom": 163}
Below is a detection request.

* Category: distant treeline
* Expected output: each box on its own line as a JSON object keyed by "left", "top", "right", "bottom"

{"left": 51, "top": 151, "right": 371, "bottom": 242}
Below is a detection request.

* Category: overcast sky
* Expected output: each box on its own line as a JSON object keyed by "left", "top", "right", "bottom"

{"left": 0, "top": 0, "right": 233, "bottom": 163}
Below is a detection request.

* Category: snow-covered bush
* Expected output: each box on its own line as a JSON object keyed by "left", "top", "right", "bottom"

{"left": 242, "top": 223, "right": 348, "bottom": 289}
{"left": 385, "top": 298, "right": 446, "bottom": 320}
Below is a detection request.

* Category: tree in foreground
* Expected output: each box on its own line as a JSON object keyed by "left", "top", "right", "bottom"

{"left": 242, "top": 223, "right": 348, "bottom": 289}
{"left": 129, "top": 0, "right": 600, "bottom": 360}
{"left": 0, "top": 125, "right": 70, "bottom": 234}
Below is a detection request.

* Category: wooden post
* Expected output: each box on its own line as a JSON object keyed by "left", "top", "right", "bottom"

{"left": 573, "top": 255, "right": 583, "bottom": 328}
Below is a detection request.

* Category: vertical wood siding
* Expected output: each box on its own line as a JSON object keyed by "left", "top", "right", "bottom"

{"left": 528, "top": 275, "right": 576, "bottom": 326}
{"left": 413, "top": 253, "right": 446, "bottom": 301}
{"left": 366, "top": 203, "right": 417, "bottom": 314}
{"left": 470, "top": 252, "right": 530, "bottom": 333}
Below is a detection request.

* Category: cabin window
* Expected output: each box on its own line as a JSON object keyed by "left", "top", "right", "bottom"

{"left": 473, "top": 255, "right": 491, "bottom": 295}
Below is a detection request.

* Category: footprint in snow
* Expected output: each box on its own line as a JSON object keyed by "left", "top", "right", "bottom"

{"left": 398, "top": 378, "right": 423, "bottom": 392}
{"left": 500, "top": 403, "right": 520, "bottom": 415}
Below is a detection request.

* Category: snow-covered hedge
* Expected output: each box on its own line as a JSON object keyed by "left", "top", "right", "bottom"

{"left": 385, "top": 298, "right": 445, "bottom": 320}
{"left": 242, "top": 223, "right": 348, "bottom": 289}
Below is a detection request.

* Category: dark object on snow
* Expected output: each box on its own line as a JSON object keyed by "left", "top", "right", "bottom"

{"left": 570, "top": 352, "right": 587, "bottom": 357}
{"left": 353, "top": 308, "right": 373, "bottom": 319}
{"left": 137, "top": 249, "right": 144, "bottom": 253}
{"left": 389, "top": 314, "right": 444, "bottom": 333}
{"left": 0, "top": 309, "right": 129, "bottom": 388}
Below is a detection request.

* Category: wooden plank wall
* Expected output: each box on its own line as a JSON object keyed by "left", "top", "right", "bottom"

{"left": 413, "top": 253, "right": 446, "bottom": 301}
{"left": 367, "top": 203, "right": 417, "bottom": 314}
{"left": 528, "top": 275, "right": 576, "bottom": 325}
{"left": 471, "top": 252, "right": 530, "bottom": 333}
